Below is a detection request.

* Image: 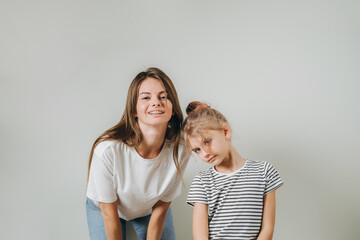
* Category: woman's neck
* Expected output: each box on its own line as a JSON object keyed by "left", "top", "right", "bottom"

{"left": 136, "top": 123, "right": 167, "bottom": 159}
{"left": 215, "top": 146, "right": 245, "bottom": 174}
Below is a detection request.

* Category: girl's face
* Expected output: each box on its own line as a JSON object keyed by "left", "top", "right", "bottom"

{"left": 188, "top": 127, "right": 232, "bottom": 166}
{"left": 136, "top": 77, "right": 173, "bottom": 128}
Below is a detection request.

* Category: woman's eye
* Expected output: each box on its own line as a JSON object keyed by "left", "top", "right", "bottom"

{"left": 142, "top": 97, "right": 150, "bottom": 100}
{"left": 160, "top": 95, "right": 167, "bottom": 100}
{"left": 204, "top": 139, "right": 211, "bottom": 145}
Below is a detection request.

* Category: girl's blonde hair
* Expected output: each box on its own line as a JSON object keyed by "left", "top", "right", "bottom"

{"left": 182, "top": 101, "right": 230, "bottom": 150}
{"left": 88, "top": 67, "right": 183, "bottom": 180}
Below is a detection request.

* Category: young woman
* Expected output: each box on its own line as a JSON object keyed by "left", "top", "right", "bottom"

{"left": 183, "top": 101, "right": 283, "bottom": 240}
{"left": 86, "top": 68, "right": 190, "bottom": 240}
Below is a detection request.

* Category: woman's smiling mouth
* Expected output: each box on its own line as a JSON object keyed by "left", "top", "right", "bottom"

{"left": 149, "top": 110, "right": 164, "bottom": 115}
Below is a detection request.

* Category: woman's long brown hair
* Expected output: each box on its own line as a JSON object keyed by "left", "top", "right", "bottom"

{"left": 87, "top": 67, "right": 184, "bottom": 180}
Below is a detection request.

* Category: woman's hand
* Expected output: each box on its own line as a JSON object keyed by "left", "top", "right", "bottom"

{"left": 147, "top": 200, "right": 171, "bottom": 240}
{"left": 193, "top": 202, "right": 209, "bottom": 240}
{"left": 257, "top": 190, "right": 276, "bottom": 240}
{"left": 99, "top": 200, "right": 122, "bottom": 240}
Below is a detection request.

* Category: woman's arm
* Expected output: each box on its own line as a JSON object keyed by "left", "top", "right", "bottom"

{"left": 147, "top": 200, "right": 171, "bottom": 240}
{"left": 193, "top": 202, "right": 209, "bottom": 240}
{"left": 257, "top": 190, "right": 276, "bottom": 240}
{"left": 99, "top": 201, "right": 122, "bottom": 240}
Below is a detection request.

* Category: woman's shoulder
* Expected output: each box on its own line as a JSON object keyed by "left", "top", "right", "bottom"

{"left": 163, "top": 140, "right": 190, "bottom": 156}
{"left": 94, "top": 140, "right": 125, "bottom": 157}
{"left": 177, "top": 142, "right": 190, "bottom": 155}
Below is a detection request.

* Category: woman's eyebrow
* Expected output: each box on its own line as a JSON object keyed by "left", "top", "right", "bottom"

{"left": 139, "top": 91, "right": 167, "bottom": 95}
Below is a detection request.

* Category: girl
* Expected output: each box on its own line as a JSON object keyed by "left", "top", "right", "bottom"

{"left": 183, "top": 101, "right": 283, "bottom": 240}
{"left": 86, "top": 68, "right": 190, "bottom": 240}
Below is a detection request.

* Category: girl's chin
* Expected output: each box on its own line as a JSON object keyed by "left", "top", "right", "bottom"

{"left": 211, "top": 160, "right": 222, "bottom": 166}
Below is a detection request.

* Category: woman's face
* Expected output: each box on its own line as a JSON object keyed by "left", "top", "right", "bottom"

{"left": 136, "top": 77, "right": 173, "bottom": 128}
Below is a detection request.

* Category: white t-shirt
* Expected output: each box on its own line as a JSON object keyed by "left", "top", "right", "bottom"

{"left": 86, "top": 140, "right": 190, "bottom": 220}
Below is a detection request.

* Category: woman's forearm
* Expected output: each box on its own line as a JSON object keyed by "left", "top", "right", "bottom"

{"left": 103, "top": 217, "right": 122, "bottom": 240}
{"left": 147, "top": 200, "right": 171, "bottom": 240}
{"left": 146, "top": 211, "right": 167, "bottom": 240}
{"left": 100, "top": 201, "right": 123, "bottom": 240}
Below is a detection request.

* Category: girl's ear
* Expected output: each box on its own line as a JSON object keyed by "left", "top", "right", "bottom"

{"left": 222, "top": 124, "right": 232, "bottom": 141}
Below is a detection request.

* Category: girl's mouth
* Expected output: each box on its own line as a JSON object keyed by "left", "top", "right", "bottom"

{"left": 208, "top": 156, "right": 216, "bottom": 162}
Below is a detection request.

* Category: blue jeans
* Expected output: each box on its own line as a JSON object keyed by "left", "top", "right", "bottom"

{"left": 86, "top": 198, "right": 176, "bottom": 240}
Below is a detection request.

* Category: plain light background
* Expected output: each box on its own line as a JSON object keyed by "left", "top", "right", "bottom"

{"left": 1, "top": 0, "right": 359, "bottom": 239}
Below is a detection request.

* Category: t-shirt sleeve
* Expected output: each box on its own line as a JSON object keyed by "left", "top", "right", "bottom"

{"left": 86, "top": 150, "right": 118, "bottom": 203}
{"left": 186, "top": 174, "right": 208, "bottom": 207}
{"left": 264, "top": 162, "right": 283, "bottom": 195}
{"left": 161, "top": 149, "right": 191, "bottom": 202}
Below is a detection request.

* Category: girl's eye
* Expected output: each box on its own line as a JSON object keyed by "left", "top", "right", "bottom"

{"left": 142, "top": 96, "right": 150, "bottom": 100}
{"left": 160, "top": 95, "right": 167, "bottom": 100}
{"left": 194, "top": 148, "right": 201, "bottom": 153}
{"left": 204, "top": 139, "right": 211, "bottom": 145}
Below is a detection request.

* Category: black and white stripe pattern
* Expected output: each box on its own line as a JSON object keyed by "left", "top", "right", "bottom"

{"left": 187, "top": 160, "right": 283, "bottom": 240}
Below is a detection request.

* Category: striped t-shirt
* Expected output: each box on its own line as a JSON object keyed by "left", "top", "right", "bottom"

{"left": 187, "top": 160, "right": 283, "bottom": 240}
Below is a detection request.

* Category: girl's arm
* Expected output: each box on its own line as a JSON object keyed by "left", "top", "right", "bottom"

{"left": 257, "top": 190, "right": 276, "bottom": 240}
{"left": 147, "top": 200, "right": 171, "bottom": 240}
{"left": 193, "top": 202, "right": 209, "bottom": 240}
{"left": 99, "top": 201, "right": 122, "bottom": 240}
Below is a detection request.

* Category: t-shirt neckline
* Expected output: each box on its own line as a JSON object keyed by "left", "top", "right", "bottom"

{"left": 132, "top": 141, "right": 168, "bottom": 162}
{"left": 212, "top": 159, "right": 248, "bottom": 176}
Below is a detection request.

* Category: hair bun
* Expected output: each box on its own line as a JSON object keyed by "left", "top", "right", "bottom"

{"left": 186, "top": 101, "right": 209, "bottom": 115}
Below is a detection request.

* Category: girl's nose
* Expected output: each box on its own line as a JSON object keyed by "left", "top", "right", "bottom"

{"left": 201, "top": 150, "right": 210, "bottom": 159}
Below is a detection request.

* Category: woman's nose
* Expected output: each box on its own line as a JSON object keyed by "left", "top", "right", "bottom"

{"left": 151, "top": 98, "right": 161, "bottom": 106}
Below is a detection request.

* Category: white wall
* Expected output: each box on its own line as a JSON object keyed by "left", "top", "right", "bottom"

{"left": 1, "top": 0, "right": 359, "bottom": 239}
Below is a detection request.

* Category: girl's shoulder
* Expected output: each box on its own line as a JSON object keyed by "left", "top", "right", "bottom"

{"left": 246, "top": 159, "right": 276, "bottom": 167}
{"left": 245, "top": 159, "right": 267, "bottom": 167}
{"left": 245, "top": 159, "right": 281, "bottom": 175}
{"left": 193, "top": 166, "right": 213, "bottom": 180}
